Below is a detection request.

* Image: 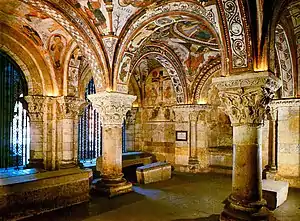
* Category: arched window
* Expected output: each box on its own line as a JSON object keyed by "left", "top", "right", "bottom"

{"left": 0, "top": 51, "right": 30, "bottom": 169}
{"left": 78, "top": 79, "right": 102, "bottom": 164}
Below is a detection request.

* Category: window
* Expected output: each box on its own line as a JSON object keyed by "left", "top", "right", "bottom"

{"left": 0, "top": 51, "right": 30, "bottom": 169}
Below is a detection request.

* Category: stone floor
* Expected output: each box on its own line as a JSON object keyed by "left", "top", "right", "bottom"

{"left": 23, "top": 172, "right": 300, "bottom": 221}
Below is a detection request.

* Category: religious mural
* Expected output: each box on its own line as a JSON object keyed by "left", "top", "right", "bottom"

{"left": 149, "top": 19, "right": 220, "bottom": 81}
{"left": 144, "top": 68, "right": 176, "bottom": 107}
{"left": 49, "top": 35, "right": 66, "bottom": 69}
{"left": 70, "top": 0, "right": 109, "bottom": 35}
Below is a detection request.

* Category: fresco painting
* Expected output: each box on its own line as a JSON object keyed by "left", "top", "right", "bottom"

{"left": 119, "top": 0, "right": 156, "bottom": 7}
{"left": 145, "top": 19, "right": 220, "bottom": 79}
{"left": 70, "top": 0, "right": 109, "bottom": 35}
{"left": 144, "top": 69, "right": 176, "bottom": 107}
{"left": 0, "top": 1, "right": 72, "bottom": 50}
{"left": 118, "top": 55, "right": 132, "bottom": 83}
{"left": 49, "top": 35, "right": 66, "bottom": 69}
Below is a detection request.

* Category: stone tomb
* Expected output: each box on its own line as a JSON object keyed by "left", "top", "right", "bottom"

{"left": 136, "top": 162, "right": 171, "bottom": 184}
{"left": 262, "top": 179, "right": 289, "bottom": 210}
{"left": 0, "top": 168, "right": 92, "bottom": 220}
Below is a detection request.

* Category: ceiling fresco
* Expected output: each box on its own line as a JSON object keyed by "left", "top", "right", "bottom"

{"left": 0, "top": 1, "right": 73, "bottom": 50}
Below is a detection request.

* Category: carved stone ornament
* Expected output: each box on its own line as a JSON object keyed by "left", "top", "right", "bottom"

{"left": 212, "top": 72, "right": 281, "bottom": 126}
{"left": 54, "top": 96, "right": 86, "bottom": 120}
{"left": 25, "top": 95, "right": 48, "bottom": 121}
{"left": 270, "top": 98, "right": 300, "bottom": 108}
{"left": 173, "top": 104, "right": 211, "bottom": 123}
{"left": 88, "top": 92, "right": 137, "bottom": 128}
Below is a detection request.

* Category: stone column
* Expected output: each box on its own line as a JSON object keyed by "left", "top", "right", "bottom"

{"left": 213, "top": 72, "right": 280, "bottom": 220}
{"left": 265, "top": 105, "right": 278, "bottom": 179}
{"left": 88, "top": 91, "right": 136, "bottom": 197}
{"left": 188, "top": 111, "right": 199, "bottom": 165}
{"left": 56, "top": 96, "right": 86, "bottom": 169}
{"left": 25, "top": 95, "right": 48, "bottom": 169}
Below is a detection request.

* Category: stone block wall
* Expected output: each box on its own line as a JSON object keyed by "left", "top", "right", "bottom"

{"left": 277, "top": 105, "right": 300, "bottom": 185}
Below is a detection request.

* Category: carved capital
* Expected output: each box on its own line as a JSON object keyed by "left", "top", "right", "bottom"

{"left": 173, "top": 104, "right": 211, "bottom": 123}
{"left": 88, "top": 92, "right": 136, "bottom": 128}
{"left": 25, "top": 95, "right": 48, "bottom": 121}
{"left": 189, "top": 111, "right": 199, "bottom": 122}
{"left": 213, "top": 72, "right": 281, "bottom": 92}
{"left": 55, "top": 96, "right": 86, "bottom": 120}
{"left": 212, "top": 72, "right": 281, "bottom": 126}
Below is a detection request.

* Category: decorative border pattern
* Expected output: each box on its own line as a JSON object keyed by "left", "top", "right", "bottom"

{"left": 115, "top": 1, "right": 223, "bottom": 90}
{"left": 275, "top": 24, "right": 294, "bottom": 97}
{"left": 271, "top": 98, "right": 300, "bottom": 107}
{"left": 21, "top": 0, "right": 106, "bottom": 90}
{"left": 131, "top": 44, "right": 187, "bottom": 104}
{"left": 220, "top": 0, "right": 247, "bottom": 69}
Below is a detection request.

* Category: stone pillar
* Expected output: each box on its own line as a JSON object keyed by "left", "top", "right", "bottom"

{"left": 56, "top": 96, "right": 85, "bottom": 169}
{"left": 189, "top": 111, "right": 199, "bottom": 165}
{"left": 265, "top": 105, "right": 278, "bottom": 179}
{"left": 88, "top": 91, "right": 136, "bottom": 197}
{"left": 213, "top": 72, "right": 281, "bottom": 220}
{"left": 25, "top": 95, "right": 48, "bottom": 169}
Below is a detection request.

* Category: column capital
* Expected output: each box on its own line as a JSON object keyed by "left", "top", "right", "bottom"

{"left": 50, "top": 96, "right": 86, "bottom": 120}
{"left": 173, "top": 104, "right": 211, "bottom": 123}
{"left": 212, "top": 72, "right": 281, "bottom": 126}
{"left": 88, "top": 91, "right": 136, "bottom": 128}
{"left": 25, "top": 95, "right": 49, "bottom": 121}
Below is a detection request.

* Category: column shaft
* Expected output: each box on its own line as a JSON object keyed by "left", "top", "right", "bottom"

{"left": 232, "top": 125, "right": 262, "bottom": 203}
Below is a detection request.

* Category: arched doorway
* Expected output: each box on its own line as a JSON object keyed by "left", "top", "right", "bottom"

{"left": 0, "top": 51, "right": 30, "bottom": 169}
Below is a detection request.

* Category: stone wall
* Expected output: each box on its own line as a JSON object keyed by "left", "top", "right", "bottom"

{"left": 126, "top": 99, "right": 300, "bottom": 188}
{"left": 276, "top": 102, "right": 300, "bottom": 186}
{"left": 126, "top": 105, "right": 233, "bottom": 173}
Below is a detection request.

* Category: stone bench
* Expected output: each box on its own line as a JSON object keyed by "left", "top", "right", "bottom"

{"left": 136, "top": 162, "right": 171, "bottom": 184}
{"left": 0, "top": 168, "right": 92, "bottom": 220}
{"left": 262, "top": 179, "right": 289, "bottom": 210}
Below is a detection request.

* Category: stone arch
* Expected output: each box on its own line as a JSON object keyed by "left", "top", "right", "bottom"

{"left": 63, "top": 41, "right": 78, "bottom": 96}
{"left": 0, "top": 23, "right": 55, "bottom": 96}
{"left": 275, "top": 24, "right": 295, "bottom": 98}
{"left": 192, "top": 58, "right": 222, "bottom": 103}
{"left": 267, "top": 0, "right": 299, "bottom": 97}
{"left": 114, "top": 1, "right": 226, "bottom": 92}
{"left": 130, "top": 44, "right": 187, "bottom": 104}
{"left": 19, "top": 0, "right": 109, "bottom": 91}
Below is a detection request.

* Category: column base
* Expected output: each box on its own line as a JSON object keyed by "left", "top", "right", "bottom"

{"left": 60, "top": 162, "right": 78, "bottom": 169}
{"left": 263, "top": 166, "right": 278, "bottom": 180}
{"left": 25, "top": 159, "right": 44, "bottom": 170}
{"left": 220, "top": 195, "right": 270, "bottom": 221}
{"left": 93, "top": 174, "right": 132, "bottom": 197}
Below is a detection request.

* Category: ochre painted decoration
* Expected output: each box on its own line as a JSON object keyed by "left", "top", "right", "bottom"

{"left": 49, "top": 34, "right": 66, "bottom": 69}
{"left": 119, "top": 0, "right": 156, "bottom": 7}
{"left": 144, "top": 68, "right": 176, "bottom": 107}
{"left": 118, "top": 54, "right": 132, "bottom": 83}
{"left": 275, "top": 24, "right": 295, "bottom": 98}
{"left": 22, "top": 25, "right": 43, "bottom": 46}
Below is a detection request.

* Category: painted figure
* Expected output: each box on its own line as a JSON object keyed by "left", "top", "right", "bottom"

{"left": 50, "top": 35, "right": 64, "bottom": 68}
{"left": 84, "top": 0, "right": 107, "bottom": 30}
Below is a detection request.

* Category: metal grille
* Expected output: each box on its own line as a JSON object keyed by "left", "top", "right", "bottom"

{"left": 78, "top": 79, "right": 102, "bottom": 164}
{"left": 0, "top": 51, "right": 30, "bottom": 169}
{"left": 122, "top": 119, "right": 126, "bottom": 153}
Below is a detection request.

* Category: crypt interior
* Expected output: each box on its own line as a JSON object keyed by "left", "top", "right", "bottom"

{"left": 0, "top": 0, "right": 300, "bottom": 220}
